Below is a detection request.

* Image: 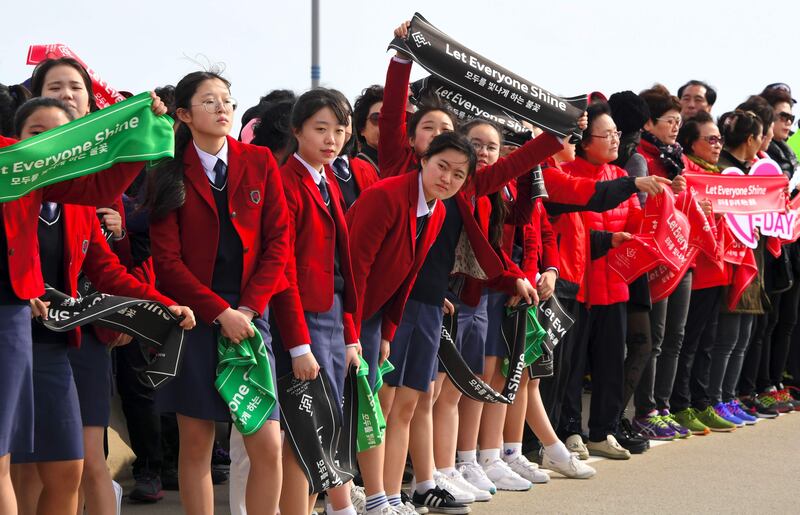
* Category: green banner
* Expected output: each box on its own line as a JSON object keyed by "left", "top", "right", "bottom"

{"left": 355, "top": 356, "right": 394, "bottom": 452}
{"left": 0, "top": 92, "right": 174, "bottom": 203}
{"left": 215, "top": 325, "right": 277, "bottom": 436}
{"left": 502, "top": 305, "right": 547, "bottom": 377}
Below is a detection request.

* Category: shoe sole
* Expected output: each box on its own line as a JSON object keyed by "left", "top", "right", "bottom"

{"left": 707, "top": 426, "right": 736, "bottom": 432}
{"left": 414, "top": 504, "right": 470, "bottom": 515}
{"left": 587, "top": 450, "right": 631, "bottom": 460}
{"left": 128, "top": 492, "right": 164, "bottom": 503}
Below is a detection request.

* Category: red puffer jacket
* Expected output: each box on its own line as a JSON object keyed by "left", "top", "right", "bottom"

{"left": 637, "top": 139, "right": 672, "bottom": 179}
{"left": 564, "top": 157, "right": 642, "bottom": 305}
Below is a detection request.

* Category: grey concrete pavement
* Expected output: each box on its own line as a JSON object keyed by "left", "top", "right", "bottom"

{"left": 120, "top": 411, "right": 800, "bottom": 514}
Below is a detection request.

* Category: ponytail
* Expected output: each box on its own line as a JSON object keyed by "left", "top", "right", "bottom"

{"left": 144, "top": 122, "right": 191, "bottom": 220}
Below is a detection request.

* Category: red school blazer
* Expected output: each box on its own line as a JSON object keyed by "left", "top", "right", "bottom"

{"left": 350, "top": 156, "right": 380, "bottom": 195}
{"left": 59, "top": 204, "right": 175, "bottom": 347}
{"left": 274, "top": 154, "right": 359, "bottom": 344}
{"left": 346, "top": 171, "right": 445, "bottom": 341}
{"left": 149, "top": 136, "right": 294, "bottom": 327}
{"left": 0, "top": 136, "right": 145, "bottom": 300}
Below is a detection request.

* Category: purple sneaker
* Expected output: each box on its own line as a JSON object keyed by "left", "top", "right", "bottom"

{"left": 632, "top": 412, "right": 677, "bottom": 441}
{"left": 713, "top": 402, "right": 744, "bottom": 427}
{"left": 658, "top": 410, "right": 692, "bottom": 439}
{"left": 726, "top": 400, "right": 757, "bottom": 425}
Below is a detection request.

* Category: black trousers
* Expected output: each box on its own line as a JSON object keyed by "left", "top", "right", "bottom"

{"left": 540, "top": 297, "right": 581, "bottom": 431}
{"left": 669, "top": 287, "right": 721, "bottom": 412}
{"left": 757, "top": 282, "right": 800, "bottom": 390}
{"left": 622, "top": 308, "right": 652, "bottom": 415}
{"left": 115, "top": 343, "right": 163, "bottom": 475}
{"left": 560, "top": 303, "right": 627, "bottom": 442}
{"left": 738, "top": 313, "right": 769, "bottom": 397}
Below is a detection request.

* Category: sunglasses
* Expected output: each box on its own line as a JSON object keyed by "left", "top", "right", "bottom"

{"left": 778, "top": 111, "right": 796, "bottom": 124}
{"left": 702, "top": 135, "right": 724, "bottom": 145}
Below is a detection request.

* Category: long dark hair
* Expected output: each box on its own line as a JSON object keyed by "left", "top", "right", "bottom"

{"left": 144, "top": 71, "right": 230, "bottom": 221}
{"left": 459, "top": 118, "right": 508, "bottom": 247}
{"left": 30, "top": 57, "right": 98, "bottom": 113}
{"left": 0, "top": 83, "right": 31, "bottom": 137}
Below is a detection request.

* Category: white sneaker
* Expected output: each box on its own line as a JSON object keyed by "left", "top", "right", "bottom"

{"left": 456, "top": 460, "right": 497, "bottom": 495}
{"left": 351, "top": 485, "right": 366, "bottom": 514}
{"left": 112, "top": 480, "right": 123, "bottom": 515}
{"left": 480, "top": 458, "right": 532, "bottom": 491}
{"left": 439, "top": 469, "right": 492, "bottom": 502}
{"left": 503, "top": 454, "right": 550, "bottom": 484}
{"left": 394, "top": 503, "right": 417, "bottom": 515}
{"left": 541, "top": 450, "right": 596, "bottom": 479}
{"left": 433, "top": 470, "right": 475, "bottom": 504}
{"left": 565, "top": 434, "right": 589, "bottom": 460}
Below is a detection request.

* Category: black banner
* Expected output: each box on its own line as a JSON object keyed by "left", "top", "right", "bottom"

{"left": 410, "top": 75, "right": 533, "bottom": 146}
{"left": 278, "top": 371, "right": 356, "bottom": 494}
{"left": 40, "top": 286, "right": 185, "bottom": 388}
{"left": 499, "top": 304, "right": 531, "bottom": 402}
{"left": 390, "top": 13, "right": 587, "bottom": 139}
{"left": 437, "top": 313, "right": 510, "bottom": 404}
{"left": 529, "top": 296, "right": 576, "bottom": 379}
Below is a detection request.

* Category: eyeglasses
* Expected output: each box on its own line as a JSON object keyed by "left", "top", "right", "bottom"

{"left": 367, "top": 112, "right": 380, "bottom": 125}
{"left": 470, "top": 141, "right": 500, "bottom": 154}
{"left": 191, "top": 98, "right": 238, "bottom": 114}
{"left": 701, "top": 135, "right": 724, "bottom": 146}
{"left": 657, "top": 116, "right": 683, "bottom": 128}
{"left": 588, "top": 131, "right": 621, "bottom": 142}
{"left": 777, "top": 111, "right": 796, "bottom": 124}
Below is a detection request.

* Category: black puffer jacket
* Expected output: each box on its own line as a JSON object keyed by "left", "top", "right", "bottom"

{"left": 766, "top": 139, "right": 798, "bottom": 178}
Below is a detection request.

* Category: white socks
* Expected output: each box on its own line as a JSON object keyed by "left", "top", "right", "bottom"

{"left": 544, "top": 441, "right": 572, "bottom": 463}
{"left": 478, "top": 448, "right": 501, "bottom": 466}
{"left": 502, "top": 442, "right": 523, "bottom": 461}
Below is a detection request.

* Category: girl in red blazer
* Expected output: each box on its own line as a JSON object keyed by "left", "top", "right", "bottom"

{"left": 8, "top": 98, "right": 195, "bottom": 515}
{"left": 147, "top": 71, "right": 304, "bottom": 515}
{"left": 270, "top": 89, "right": 360, "bottom": 515}
{"left": 347, "top": 132, "right": 477, "bottom": 514}
{"left": 0, "top": 82, "right": 167, "bottom": 515}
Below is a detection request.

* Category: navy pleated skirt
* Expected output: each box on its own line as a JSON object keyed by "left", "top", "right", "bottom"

{"left": 0, "top": 305, "right": 34, "bottom": 456}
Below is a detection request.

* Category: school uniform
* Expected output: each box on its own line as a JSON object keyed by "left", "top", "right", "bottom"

{"left": 150, "top": 137, "right": 302, "bottom": 421}
{"left": 270, "top": 153, "right": 359, "bottom": 408}
{"left": 329, "top": 155, "right": 379, "bottom": 211}
{"left": 0, "top": 135, "right": 154, "bottom": 457}
{"left": 346, "top": 171, "right": 445, "bottom": 387}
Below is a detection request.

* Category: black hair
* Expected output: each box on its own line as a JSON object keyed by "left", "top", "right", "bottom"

{"left": 719, "top": 110, "right": 763, "bottom": 149}
{"left": 576, "top": 102, "right": 613, "bottom": 158}
{"left": 759, "top": 87, "right": 793, "bottom": 109}
{"left": 407, "top": 95, "right": 458, "bottom": 139}
{"left": 30, "top": 57, "right": 98, "bottom": 113}
{"left": 639, "top": 88, "right": 681, "bottom": 122}
{"left": 290, "top": 88, "right": 350, "bottom": 132}
{"left": 608, "top": 91, "right": 650, "bottom": 135}
{"left": 459, "top": 118, "right": 507, "bottom": 247}
{"left": 144, "top": 71, "right": 230, "bottom": 220}
{"left": 251, "top": 99, "right": 295, "bottom": 164}
{"left": 677, "top": 80, "right": 717, "bottom": 107}
{"left": 241, "top": 89, "right": 297, "bottom": 128}
{"left": 329, "top": 88, "right": 358, "bottom": 157}
{"left": 677, "top": 111, "right": 715, "bottom": 153}
{"left": 153, "top": 85, "right": 177, "bottom": 119}
{"left": 421, "top": 131, "right": 477, "bottom": 180}
{"left": 0, "top": 83, "right": 31, "bottom": 137}
{"left": 13, "top": 97, "right": 75, "bottom": 137}
{"left": 353, "top": 84, "right": 384, "bottom": 147}
{"left": 737, "top": 95, "right": 773, "bottom": 136}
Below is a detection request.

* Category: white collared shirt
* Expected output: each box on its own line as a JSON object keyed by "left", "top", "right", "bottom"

{"left": 194, "top": 140, "right": 228, "bottom": 183}
{"left": 417, "top": 172, "right": 436, "bottom": 217}
{"left": 293, "top": 152, "right": 326, "bottom": 186}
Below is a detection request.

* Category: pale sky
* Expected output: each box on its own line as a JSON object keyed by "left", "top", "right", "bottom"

{"left": 2, "top": 0, "right": 797, "bottom": 132}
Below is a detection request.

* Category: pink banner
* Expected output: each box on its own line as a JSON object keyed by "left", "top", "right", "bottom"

{"left": 27, "top": 44, "right": 126, "bottom": 109}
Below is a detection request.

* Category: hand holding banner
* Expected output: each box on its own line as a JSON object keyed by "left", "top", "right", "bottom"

{"left": 0, "top": 92, "right": 174, "bottom": 203}
{"left": 390, "top": 13, "right": 586, "bottom": 139}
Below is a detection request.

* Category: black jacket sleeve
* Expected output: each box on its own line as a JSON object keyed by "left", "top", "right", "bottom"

{"left": 590, "top": 230, "right": 614, "bottom": 259}
{"left": 544, "top": 176, "right": 638, "bottom": 215}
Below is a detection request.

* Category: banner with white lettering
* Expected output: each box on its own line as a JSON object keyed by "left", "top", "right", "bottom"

{"left": 437, "top": 313, "right": 510, "bottom": 404}
{"left": 278, "top": 372, "right": 356, "bottom": 494}
{"left": 684, "top": 160, "right": 788, "bottom": 216}
{"left": 389, "top": 13, "right": 587, "bottom": 139}
{"left": 531, "top": 295, "right": 575, "bottom": 378}
{"left": 39, "top": 286, "right": 185, "bottom": 388}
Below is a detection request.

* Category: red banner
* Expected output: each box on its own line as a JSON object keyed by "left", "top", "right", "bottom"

{"left": 684, "top": 171, "right": 787, "bottom": 215}
{"left": 648, "top": 191, "right": 717, "bottom": 302}
{"left": 608, "top": 192, "right": 690, "bottom": 284}
{"left": 27, "top": 44, "right": 126, "bottom": 109}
